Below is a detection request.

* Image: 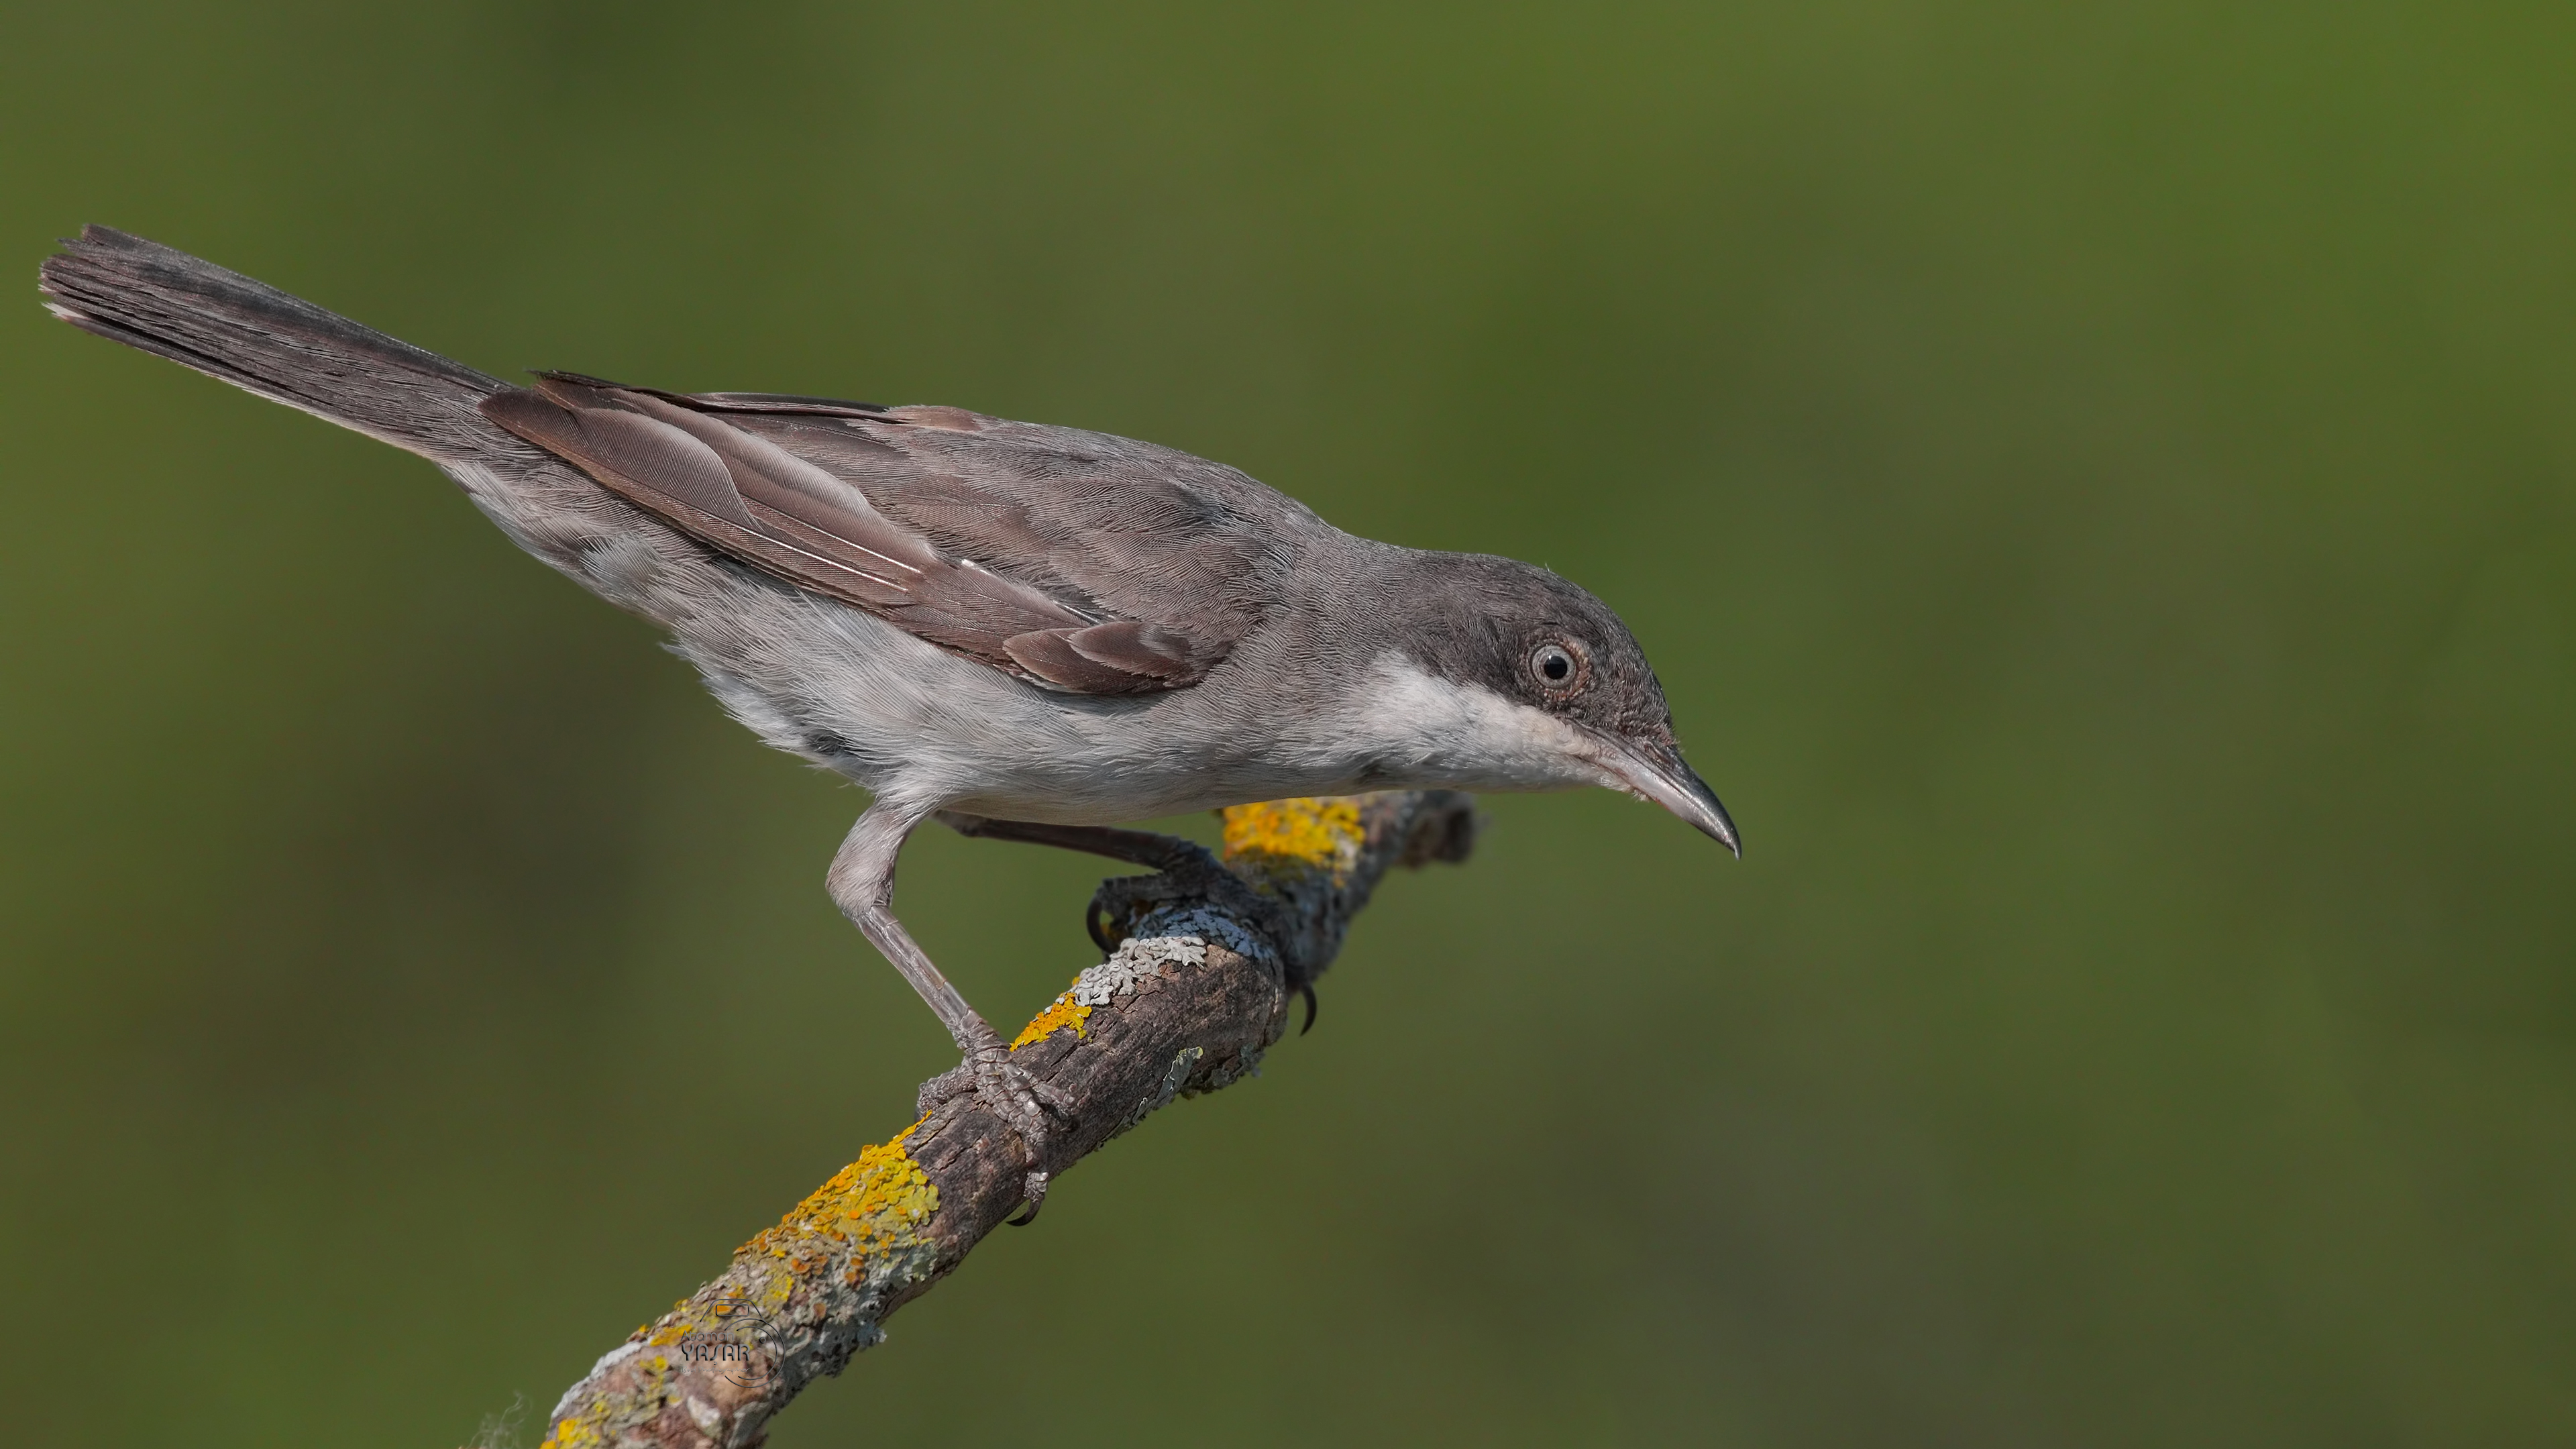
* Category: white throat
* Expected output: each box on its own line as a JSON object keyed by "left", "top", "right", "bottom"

{"left": 1316, "top": 654, "right": 1619, "bottom": 795}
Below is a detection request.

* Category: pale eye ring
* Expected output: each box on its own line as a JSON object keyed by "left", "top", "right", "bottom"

{"left": 1530, "top": 641, "right": 1580, "bottom": 689}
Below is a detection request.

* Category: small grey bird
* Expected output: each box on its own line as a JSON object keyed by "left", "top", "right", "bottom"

{"left": 40, "top": 226, "right": 1735, "bottom": 1214}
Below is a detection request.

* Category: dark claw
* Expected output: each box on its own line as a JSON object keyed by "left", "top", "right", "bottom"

{"left": 1299, "top": 983, "right": 1318, "bottom": 1036}
{"left": 924, "top": 1038, "right": 1067, "bottom": 1227}
{"left": 1006, "top": 1169, "right": 1049, "bottom": 1227}
{"left": 1086, "top": 899, "right": 1117, "bottom": 954}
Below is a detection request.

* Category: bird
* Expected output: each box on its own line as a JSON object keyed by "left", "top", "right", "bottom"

{"left": 38, "top": 225, "right": 1737, "bottom": 1220}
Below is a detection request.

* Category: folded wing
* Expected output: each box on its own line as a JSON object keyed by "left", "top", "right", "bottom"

{"left": 482, "top": 374, "right": 1275, "bottom": 693}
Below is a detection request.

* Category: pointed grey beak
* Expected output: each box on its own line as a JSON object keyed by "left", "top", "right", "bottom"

{"left": 1589, "top": 731, "right": 1741, "bottom": 857}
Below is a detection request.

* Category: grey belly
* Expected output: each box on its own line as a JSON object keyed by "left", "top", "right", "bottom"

{"left": 668, "top": 586, "right": 1373, "bottom": 823}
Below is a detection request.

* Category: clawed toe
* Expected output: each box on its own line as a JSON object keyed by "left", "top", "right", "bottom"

{"left": 915, "top": 1060, "right": 977, "bottom": 1116}
{"left": 975, "top": 1059, "right": 1061, "bottom": 1226}
{"left": 914, "top": 1038, "right": 1074, "bottom": 1226}
{"left": 1091, "top": 855, "right": 1301, "bottom": 975}
{"left": 1008, "top": 1169, "right": 1049, "bottom": 1227}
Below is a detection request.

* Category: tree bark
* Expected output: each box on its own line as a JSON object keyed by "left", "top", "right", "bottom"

{"left": 529, "top": 792, "right": 1477, "bottom": 1449}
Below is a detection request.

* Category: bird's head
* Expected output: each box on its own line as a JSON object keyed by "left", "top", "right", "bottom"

{"left": 1359, "top": 550, "right": 1739, "bottom": 855}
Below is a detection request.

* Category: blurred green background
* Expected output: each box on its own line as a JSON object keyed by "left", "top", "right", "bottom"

{"left": 5, "top": 2, "right": 2573, "bottom": 1444}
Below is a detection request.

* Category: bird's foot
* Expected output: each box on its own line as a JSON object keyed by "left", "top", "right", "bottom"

{"left": 916, "top": 1028, "right": 1075, "bottom": 1226}
{"left": 1089, "top": 851, "right": 1301, "bottom": 963}
{"left": 932, "top": 812, "right": 1306, "bottom": 987}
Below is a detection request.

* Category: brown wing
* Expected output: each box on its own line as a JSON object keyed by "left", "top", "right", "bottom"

{"left": 480, "top": 373, "right": 1281, "bottom": 693}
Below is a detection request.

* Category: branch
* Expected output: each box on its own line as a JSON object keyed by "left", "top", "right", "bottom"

{"left": 531, "top": 792, "right": 1478, "bottom": 1449}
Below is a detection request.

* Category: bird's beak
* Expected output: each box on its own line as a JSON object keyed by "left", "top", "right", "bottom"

{"left": 1587, "top": 730, "right": 1741, "bottom": 857}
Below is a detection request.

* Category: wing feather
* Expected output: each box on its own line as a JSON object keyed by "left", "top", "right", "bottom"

{"left": 479, "top": 374, "right": 1273, "bottom": 693}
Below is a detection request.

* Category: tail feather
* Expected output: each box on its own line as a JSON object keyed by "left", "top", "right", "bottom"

{"left": 38, "top": 225, "right": 502, "bottom": 460}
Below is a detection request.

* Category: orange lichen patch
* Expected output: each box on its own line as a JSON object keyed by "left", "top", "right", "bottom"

{"left": 539, "top": 1336, "right": 702, "bottom": 1447}
{"left": 1012, "top": 986, "right": 1093, "bottom": 1049}
{"left": 536, "top": 1122, "right": 952, "bottom": 1447}
{"left": 745, "top": 1120, "right": 940, "bottom": 1265}
{"left": 1222, "top": 797, "right": 1362, "bottom": 878}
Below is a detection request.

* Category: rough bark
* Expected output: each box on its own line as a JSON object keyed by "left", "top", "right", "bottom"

{"left": 528, "top": 792, "right": 1477, "bottom": 1449}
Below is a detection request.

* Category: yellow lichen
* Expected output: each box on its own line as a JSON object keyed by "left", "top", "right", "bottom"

{"left": 1222, "top": 798, "right": 1362, "bottom": 877}
{"left": 542, "top": 1122, "right": 947, "bottom": 1448}
{"left": 538, "top": 799, "right": 1397, "bottom": 1449}
{"left": 1011, "top": 985, "right": 1093, "bottom": 1049}
{"left": 747, "top": 1121, "right": 940, "bottom": 1263}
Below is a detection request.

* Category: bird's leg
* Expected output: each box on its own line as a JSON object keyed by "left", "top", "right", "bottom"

{"left": 828, "top": 806, "right": 1072, "bottom": 1224}
{"left": 933, "top": 811, "right": 1300, "bottom": 957}
{"left": 934, "top": 812, "right": 1207, "bottom": 870}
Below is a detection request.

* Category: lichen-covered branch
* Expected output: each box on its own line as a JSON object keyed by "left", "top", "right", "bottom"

{"left": 531, "top": 792, "right": 1477, "bottom": 1449}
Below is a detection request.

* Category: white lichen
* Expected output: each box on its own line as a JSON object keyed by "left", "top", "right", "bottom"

{"left": 1073, "top": 907, "right": 1277, "bottom": 1007}
{"left": 1073, "top": 935, "right": 1199, "bottom": 1006}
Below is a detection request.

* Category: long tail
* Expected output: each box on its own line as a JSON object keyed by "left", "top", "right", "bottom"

{"left": 38, "top": 225, "right": 504, "bottom": 462}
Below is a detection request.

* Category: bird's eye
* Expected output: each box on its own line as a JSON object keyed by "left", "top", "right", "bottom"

{"left": 1530, "top": 641, "right": 1582, "bottom": 690}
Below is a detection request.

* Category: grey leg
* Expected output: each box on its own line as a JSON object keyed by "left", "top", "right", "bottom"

{"left": 933, "top": 811, "right": 1211, "bottom": 871}
{"left": 828, "top": 804, "right": 1071, "bottom": 1223}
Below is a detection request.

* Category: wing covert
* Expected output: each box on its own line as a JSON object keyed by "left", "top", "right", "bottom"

{"left": 478, "top": 374, "right": 1270, "bottom": 693}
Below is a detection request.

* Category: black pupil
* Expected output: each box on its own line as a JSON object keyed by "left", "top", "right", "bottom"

{"left": 1541, "top": 650, "right": 1570, "bottom": 681}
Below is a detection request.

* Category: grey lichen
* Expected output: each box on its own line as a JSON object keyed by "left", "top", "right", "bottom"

{"left": 1110, "top": 1045, "right": 1207, "bottom": 1139}
{"left": 1073, "top": 934, "right": 1200, "bottom": 1006}
{"left": 1187, "top": 1043, "right": 1265, "bottom": 1098}
{"left": 1076, "top": 904, "right": 1280, "bottom": 1008}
